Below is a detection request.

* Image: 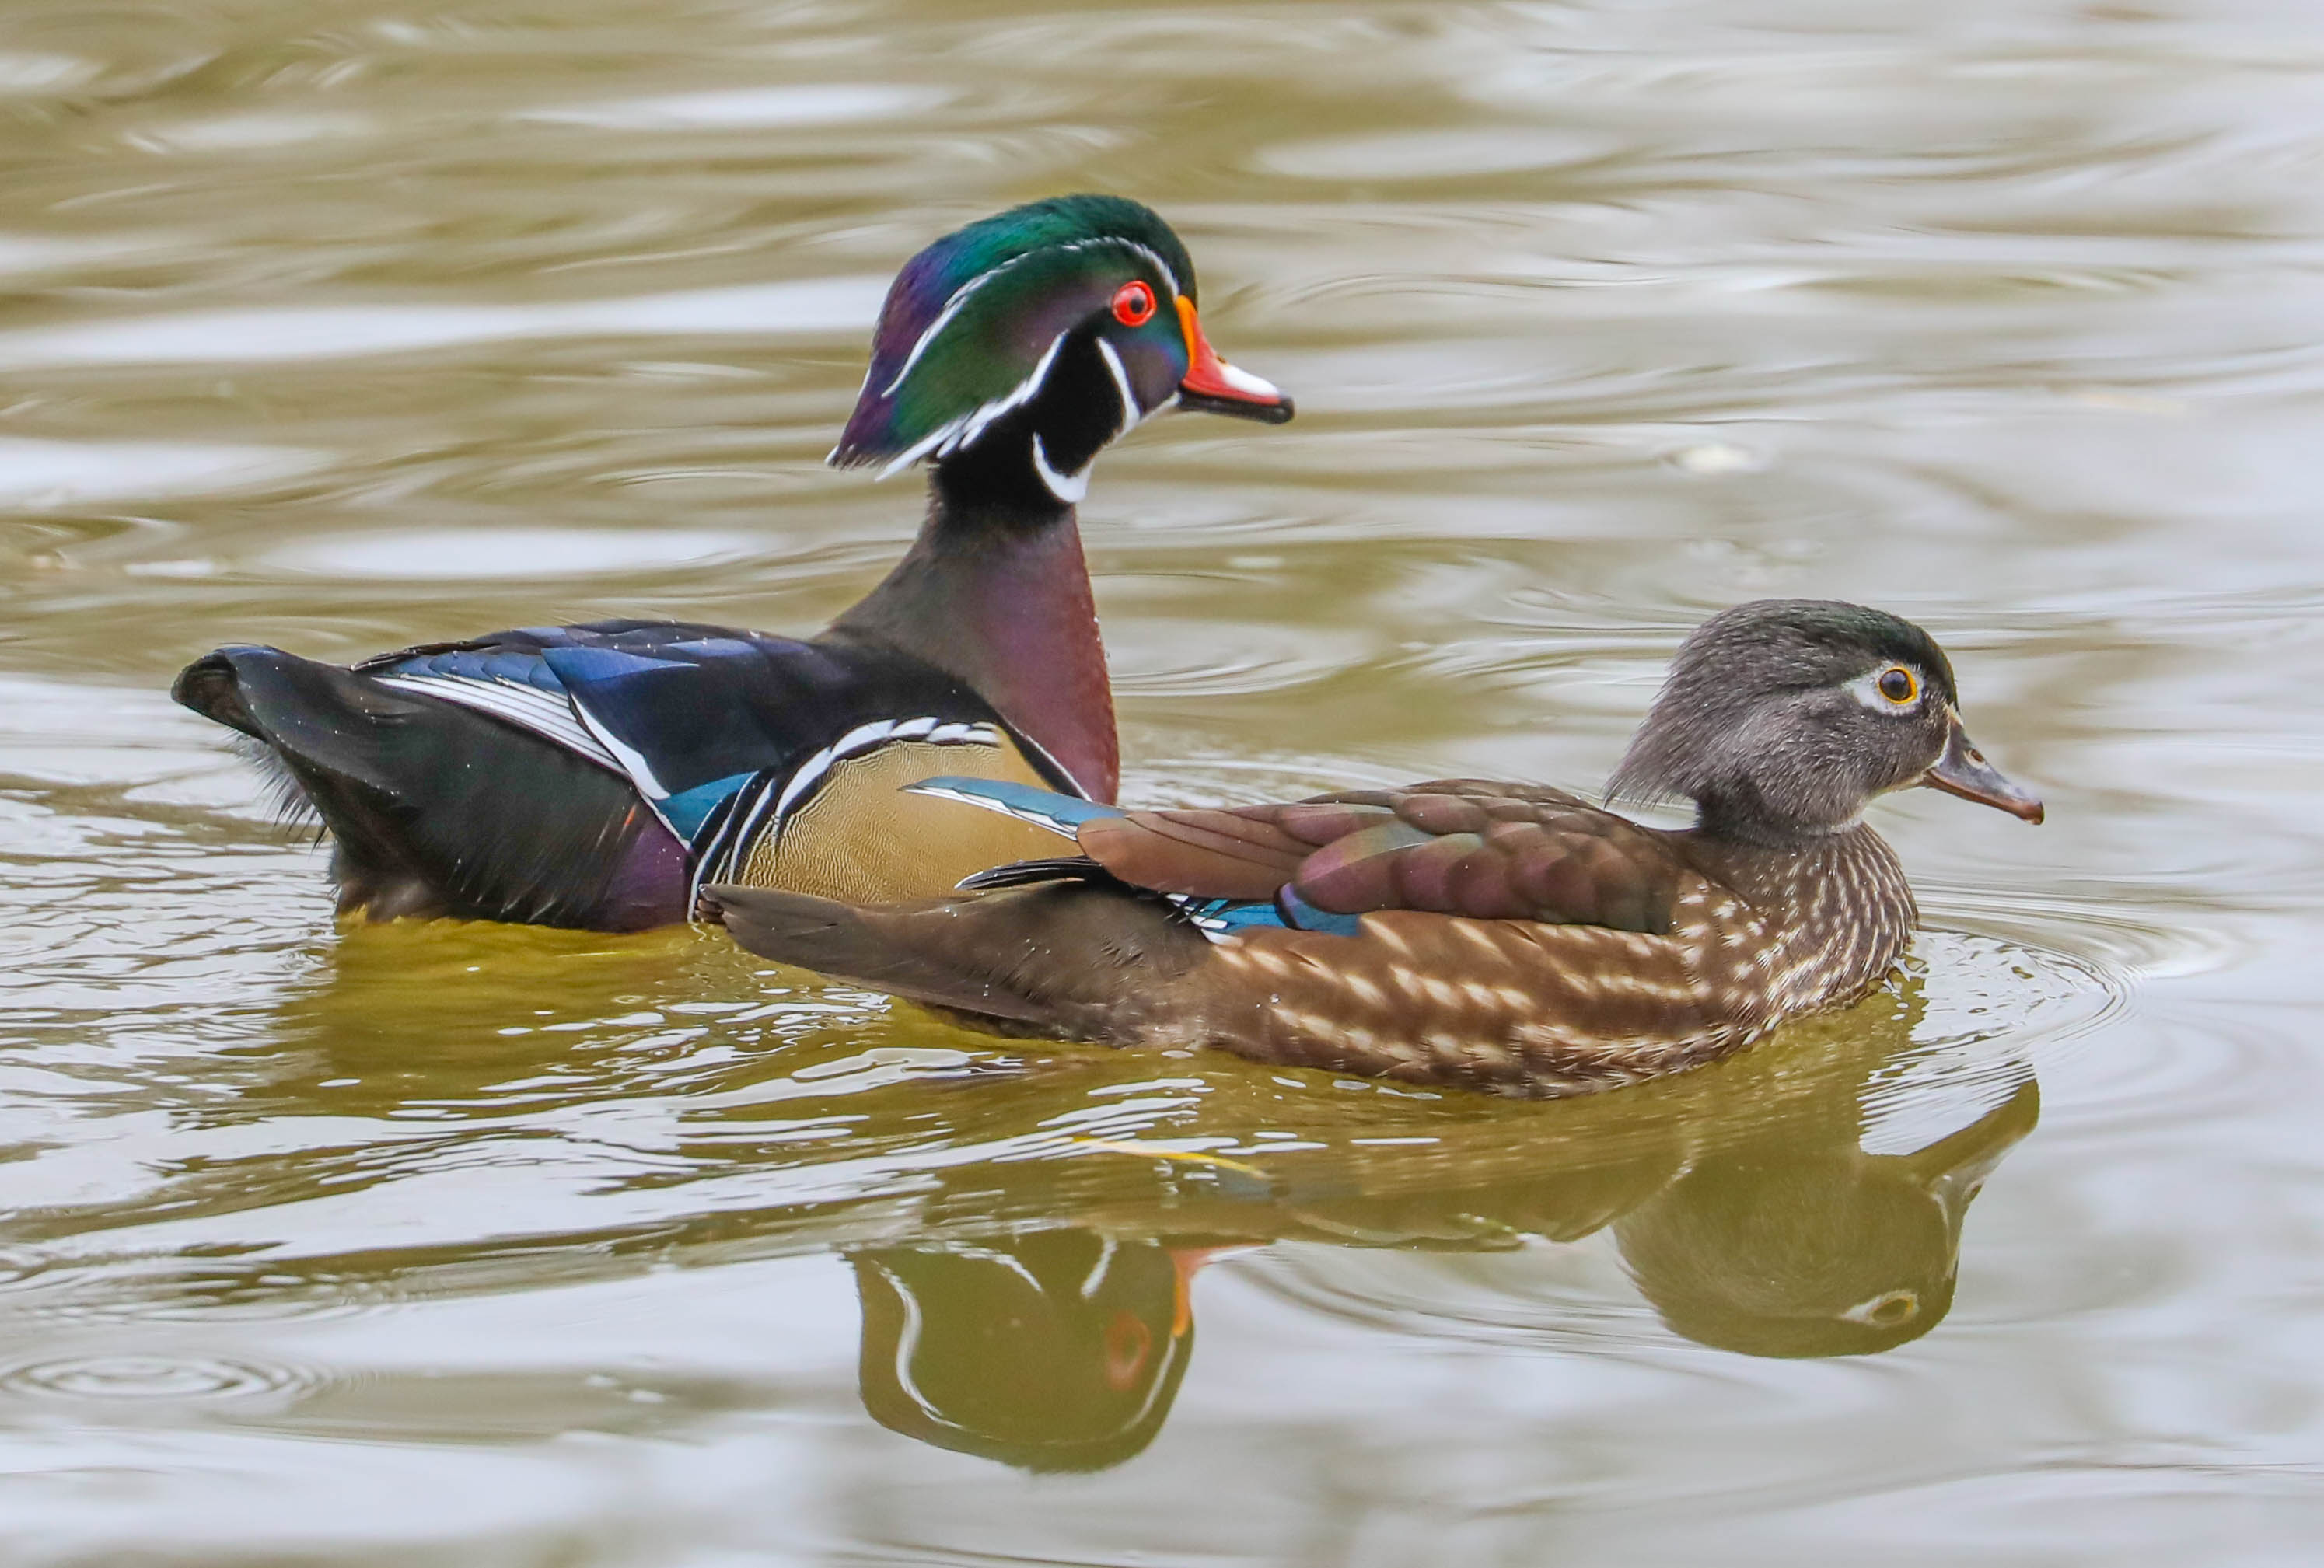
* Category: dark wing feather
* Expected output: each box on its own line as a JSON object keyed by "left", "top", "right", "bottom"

{"left": 366, "top": 619, "right": 1078, "bottom": 884}
{"left": 381, "top": 619, "right": 1067, "bottom": 808}
{"left": 956, "top": 855, "right": 1113, "bottom": 891}
{"left": 1071, "top": 782, "right": 1690, "bottom": 935}
{"left": 179, "top": 619, "right": 1075, "bottom": 931}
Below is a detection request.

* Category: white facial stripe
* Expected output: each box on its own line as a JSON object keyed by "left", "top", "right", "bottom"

{"left": 879, "top": 236, "right": 1178, "bottom": 401}
{"left": 872, "top": 330, "right": 1071, "bottom": 480}
{"left": 1079, "top": 1236, "right": 1120, "bottom": 1301}
{"left": 1847, "top": 665, "right": 1925, "bottom": 714}
{"left": 880, "top": 256, "right": 1022, "bottom": 398}
{"left": 945, "top": 331, "right": 1069, "bottom": 456}
{"left": 861, "top": 234, "right": 1184, "bottom": 480}
{"left": 1112, "top": 239, "right": 1181, "bottom": 299}
{"left": 1031, "top": 433, "right": 1090, "bottom": 503}
{"left": 1094, "top": 335, "right": 1139, "bottom": 438}
{"left": 872, "top": 416, "right": 962, "bottom": 480}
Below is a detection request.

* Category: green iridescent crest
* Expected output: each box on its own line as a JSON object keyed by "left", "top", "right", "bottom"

{"left": 832, "top": 195, "right": 1199, "bottom": 473}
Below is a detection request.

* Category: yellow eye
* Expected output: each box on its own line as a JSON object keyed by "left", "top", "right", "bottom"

{"left": 1877, "top": 666, "right": 1918, "bottom": 705}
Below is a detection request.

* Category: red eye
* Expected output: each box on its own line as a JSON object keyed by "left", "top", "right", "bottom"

{"left": 1102, "top": 1310, "right": 1152, "bottom": 1390}
{"left": 1111, "top": 280, "right": 1156, "bottom": 327}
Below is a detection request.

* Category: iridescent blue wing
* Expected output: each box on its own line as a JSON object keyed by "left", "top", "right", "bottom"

{"left": 367, "top": 621, "right": 1075, "bottom": 856}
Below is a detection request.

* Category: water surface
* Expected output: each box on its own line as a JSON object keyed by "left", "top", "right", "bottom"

{"left": 4, "top": 0, "right": 2322, "bottom": 1562}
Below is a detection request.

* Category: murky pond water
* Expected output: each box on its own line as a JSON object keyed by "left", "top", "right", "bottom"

{"left": 5, "top": 0, "right": 2322, "bottom": 1560}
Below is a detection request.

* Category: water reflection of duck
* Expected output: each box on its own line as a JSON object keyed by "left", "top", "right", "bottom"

{"left": 851, "top": 1231, "right": 1198, "bottom": 1472}
{"left": 1613, "top": 1081, "right": 2032, "bottom": 1357}
{"left": 837, "top": 976, "right": 2037, "bottom": 1467}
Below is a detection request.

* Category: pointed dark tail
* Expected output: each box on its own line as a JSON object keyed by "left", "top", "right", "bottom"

{"left": 174, "top": 646, "right": 686, "bottom": 930}
{"left": 704, "top": 879, "right": 1203, "bottom": 1042}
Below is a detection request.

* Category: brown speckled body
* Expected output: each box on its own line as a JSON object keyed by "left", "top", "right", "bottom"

{"left": 1159, "top": 826, "right": 1912, "bottom": 1095}
{"left": 711, "top": 784, "right": 1917, "bottom": 1099}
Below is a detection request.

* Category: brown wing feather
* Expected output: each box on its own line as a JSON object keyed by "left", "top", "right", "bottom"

{"left": 1072, "top": 784, "right": 1690, "bottom": 936}
{"left": 1076, "top": 809, "right": 1309, "bottom": 899}
{"left": 1292, "top": 790, "right": 1689, "bottom": 934}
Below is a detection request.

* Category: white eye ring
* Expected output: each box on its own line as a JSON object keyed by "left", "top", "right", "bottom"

{"left": 1849, "top": 665, "right": 1923, "bottom": 713}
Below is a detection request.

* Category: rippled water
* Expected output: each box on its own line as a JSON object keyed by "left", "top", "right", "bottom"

{"left": 5, "top": 0, "right": 2322, "bottom": 1561}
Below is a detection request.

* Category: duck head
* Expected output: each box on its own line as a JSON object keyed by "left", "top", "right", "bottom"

{"left": 849, "top": 1231, "right": 1197, "bottom": 1472}
{"left": 830, "top": 194, "right": 1291, "bottom": 507}
{"left": 1609, "top": 599, "right": 2044, "bottom": 843}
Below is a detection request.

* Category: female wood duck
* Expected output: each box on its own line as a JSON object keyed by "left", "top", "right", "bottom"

{"left": 707, "top": 601, "right": 2045, "bottom": 1096}
{"left": 171, "top": 195, "right": 1291, "bottom": 931}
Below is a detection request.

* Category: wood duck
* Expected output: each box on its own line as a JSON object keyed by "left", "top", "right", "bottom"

{"left": 708, "top": 601, "right": 2045, "bottom": 1096}
{"left": 851, "top": 1231, "right": 1199, "bottom": 1472}
{"left": 172, "top": 195, "right": 1291, "bottom": 931}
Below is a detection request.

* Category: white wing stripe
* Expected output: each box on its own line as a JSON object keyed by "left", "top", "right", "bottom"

{"left": 571, "top": 701, "right": 670, "bottom": 800}
{"left": 771, "top": 717, "right": 1005, "bottom": 827}
{"left": 903, "top": 779, "right": 1079, "bottom": 835}
{"left": 374, "top": 673, "right": 622, "bottom": 775}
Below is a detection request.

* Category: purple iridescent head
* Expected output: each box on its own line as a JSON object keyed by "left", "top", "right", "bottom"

{"left": 830, "top": 195, "right": 1291, "bottom": 501}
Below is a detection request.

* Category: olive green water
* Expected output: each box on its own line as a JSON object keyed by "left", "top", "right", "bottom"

{"left": 2, "top": 0, "right": 2319, "bottom": 1561}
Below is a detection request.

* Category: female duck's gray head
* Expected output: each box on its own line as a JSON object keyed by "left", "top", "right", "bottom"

{"left": 830, "top": 194, "right": 1291, "bottom": 505}
{"left": 1609, "top": 599, "right": 2043, "bottom": 842}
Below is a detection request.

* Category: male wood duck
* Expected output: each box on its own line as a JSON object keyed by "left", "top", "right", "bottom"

{"left": 851, "top": 1231, "right": 1199, "bottom": 1472}
{"left": 707, "top": 601, "right": 2045, "bottom": 1096}
{"left": 172, "top": 195, "right": 1291, "bottom": 931}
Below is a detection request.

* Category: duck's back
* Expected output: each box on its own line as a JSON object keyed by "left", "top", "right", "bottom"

{"left": 174, "top": 619, "right": 1075, "bottom": 929}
